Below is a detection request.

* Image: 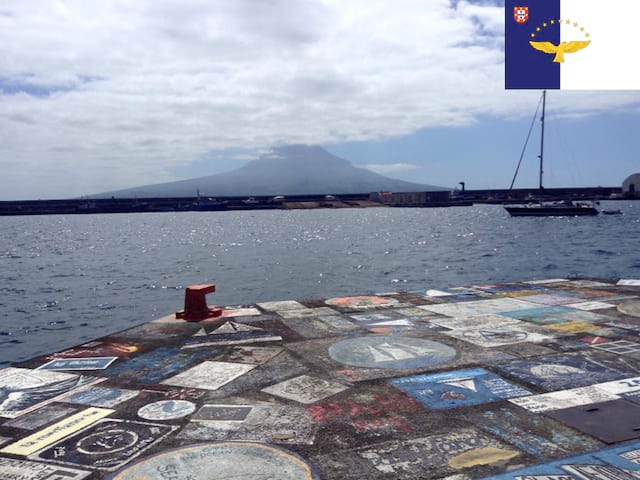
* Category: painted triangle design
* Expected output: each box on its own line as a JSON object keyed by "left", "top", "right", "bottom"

{"left": 182, "top": 321, "right": 282, "bottom": 349}
{"left": 437, "top": 377, "right": 478, "bottom": 392}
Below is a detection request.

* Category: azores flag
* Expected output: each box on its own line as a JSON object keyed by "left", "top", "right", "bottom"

{"left": 506, "top": 0, "right": 640, "bottom": 89}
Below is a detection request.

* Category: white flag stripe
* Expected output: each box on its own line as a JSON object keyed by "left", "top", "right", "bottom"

{"left": 561, "top": 0, "right": 640, "bottom": 89}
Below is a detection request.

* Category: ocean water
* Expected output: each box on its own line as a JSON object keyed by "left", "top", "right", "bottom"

{"left": 1, "top": 202, "right": 639, "bottom": 364}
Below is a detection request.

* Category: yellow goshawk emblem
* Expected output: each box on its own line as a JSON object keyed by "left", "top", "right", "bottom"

{"left": 529, "top": 40, "right": 591, "bottom": 62}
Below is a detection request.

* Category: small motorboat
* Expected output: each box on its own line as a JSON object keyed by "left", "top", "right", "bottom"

{"left": 602, "top": 209, "right": 623, "bottom": 215}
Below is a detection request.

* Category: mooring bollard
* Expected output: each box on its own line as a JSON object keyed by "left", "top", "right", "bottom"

{"left": 175, "top": 284, "right": 223, "bottom": 322}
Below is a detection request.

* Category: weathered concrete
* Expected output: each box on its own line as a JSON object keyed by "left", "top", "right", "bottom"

{"left": 3, "top": 277, "right": 640, "bottom": 479}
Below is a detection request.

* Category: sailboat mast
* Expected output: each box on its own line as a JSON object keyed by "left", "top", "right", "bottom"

{"left": 538, "top": 90, "right": 546, "bottom": 190}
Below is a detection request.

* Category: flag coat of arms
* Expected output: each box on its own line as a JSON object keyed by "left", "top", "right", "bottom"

{"left": 505, "top": 0, "right": 640, "bottom": 89}
{"left": 514, "top": 6, "right": 528, "bottom": 24}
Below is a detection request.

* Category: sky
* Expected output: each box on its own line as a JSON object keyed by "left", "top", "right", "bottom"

{"left": 1, "top": 0, "right": 639, "bottom": 200}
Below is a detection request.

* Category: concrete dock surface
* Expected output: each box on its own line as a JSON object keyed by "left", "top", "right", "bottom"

{"left": 3, "top": 277, "right": 640, "bottom": 479}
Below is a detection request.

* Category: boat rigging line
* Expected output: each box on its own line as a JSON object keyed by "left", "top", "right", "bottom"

{"left": 509, "top": 92, "right": 544, "bottom": 190}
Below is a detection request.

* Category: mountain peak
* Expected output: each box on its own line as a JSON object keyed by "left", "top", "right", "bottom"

{"left": 239, "top": 144, "right": 349, "bottom": 173}
{"left": 94, "top": 144, "right": 445, "bottom": 198}
{"left": 270, "top": 144, "right": 339, "bottom": 159}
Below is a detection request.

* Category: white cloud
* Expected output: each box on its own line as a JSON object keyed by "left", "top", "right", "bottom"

{"left": 0, "top": 0, "right": 639, "bottom": 198}
{"left": 363, "top": 163, "right": 421, "bottom": 174}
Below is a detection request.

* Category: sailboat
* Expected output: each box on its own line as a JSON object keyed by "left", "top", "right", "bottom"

{"left": 504, "top": 91, "right": 599, "bottom": 217}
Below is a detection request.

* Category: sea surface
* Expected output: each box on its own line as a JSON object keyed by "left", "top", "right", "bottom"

{"left": 1, "top": 202, "right": 639, "bottom": 364}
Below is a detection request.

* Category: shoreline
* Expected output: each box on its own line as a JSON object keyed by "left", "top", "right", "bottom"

{"left": 0, "top": 186, "right": 629, "bottom": 216}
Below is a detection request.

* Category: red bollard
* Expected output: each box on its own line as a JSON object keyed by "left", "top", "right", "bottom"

{"left": 175, "top": 284, "right": 223, "bottom": 322}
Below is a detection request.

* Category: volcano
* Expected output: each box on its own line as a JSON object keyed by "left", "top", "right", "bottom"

{"left": 95, "top": 145, "right": 445, "bottom": 198}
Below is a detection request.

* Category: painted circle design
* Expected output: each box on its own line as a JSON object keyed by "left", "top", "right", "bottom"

{"left": 108, "top": 442, "right": 317, "bottom": 480}
{"left": 618, "top": 301, "right": 640, "bottom": 318}
{"left": 328, "top": 335, "right": 457, "bottom": 369}
{"left": 325, "top": 296, "right": 398, "bottom": 308}
{"left": 137, "top": 400, "right": 196, "bottom": 421}
{"left": 76, "top": 429, "right": 139, "bottom": 455}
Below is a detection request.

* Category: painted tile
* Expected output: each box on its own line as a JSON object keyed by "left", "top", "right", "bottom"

{"left": 99, "top": 442, "right": 318, "bottom": 480}
{"left": 594, "top": 441, "right": 640, "bottom": 473}
{"left": 350, "top": 313, "right": 394, "bottom": 322}
{"left": 391, "top": 368, "right": 530, "bottom": 409}
{"left": 356, "top": 428, "right": 520, "bottom": 477}
{"left": 393, "top": 307, "right": 439, "bottom": 317}
{"left": 32, "top": 419, "right": 176, "bottom": 471}
{"left": 191, "top": 404, "right": 254, "bottom": 422}
{"left": 429, "top": 314, "right": 523, "bottom": 330}
{"left": 181, "top": 321, "right": 282, "bottom": 348}
{"left": 592, "top": 340, "right": 640, "bottom": 356}
{"left": 325, "top": 295, "right": 399, "bottom": 309}
{"left": 1, "top": 407, "right": 112, "bottom": 456}
{"left": 564, "top": 310, "right": 615, "bottom": 322}
{"left": 622, "top": 390, "right": 640, "bottom": 405}
{"left": 446, "top": 326, "right": 552, "bottom": 348}
{"left": 618, "top": 301, "right": 640, "bottom": 317}
{"left": 603, "top": 318, "right": 640, "bottom": 332}
{"left": 111, "top": 322, "right": 196, "bottom": 339}
{"left": 0, "top": 368, "right": 103, "bottom": 418}
{"left": 141, "top": 386, "right": 206, "bottom": 402}
{"left": 519, "top": 293, "right": 584, "bottom": 306}
{"left": 596, "top": 377, "right": 640, "bottom": 395}
{"left": 328, "top": 335, "right": 457, "bottom": 369}
{"left": 221, "top": 307, "right": 261, "bottom": 317}
{"left": 494, "top": 353, "right": 635, "bottom": 391}
{"left": 317, "top": 315, "right": 360, "bottom": 330}
{"left": 465, "top": 406, "right": 602, "bottom": 459}
{"left": 418, "top": 298, "right": 536, "bottom": 317}
{"left": 257, "top": 300, "right": 307, "bottom": 311}
{"left": 509, "top": 386, "right": 621, "bottom": 413}
{"left": 544, "top": 320, "right": 601, "bottom": 334}
{"left": 279, "top": 316, "right": 359, "bottom": 339}
{"left": 63, "top": 386, "right": 139, "bottom": 407}
{"left": 369, "top": 318, "right": 413, "bottom": 327}
{"left": 204, "top": 351, "right": 308, "bottom": 400}
{"left": 499, "top": 306, "right": 575, "bottom": 324}
{"left": 44, "top": 340, "right": 141, "bottom": 360}
{"left": 161, "top": 361, "right": 255, "bottom": 390}
{"left": 102, "top": 347, "right": 214, "bottom": 384}
{"left": 221, "top": 346, "right": 283, "bottom": 365}
{"left": 262, "top": 375, "right": 349, "bottom": 404}
{"left": 137, "top": 400, "right": 196, "bottom": 420}
{"left": 566, "top": 301, "right": 617, "bottom": 311}
{"left": 481, "top": 441, "right": 640, "bottom": 480}
{"left": 579, "top": 335, "right": 613, "bottom": 345}
{"left": 278, "top": 307, "right": 339, "bottom": 319}
{"left": 4, "top": 404, "right": 77, "bottom": 430}
{"left": 545, "top": 399, "right": 640, "bottom": 444}
{"left": 0, "top": 457, "right": 91, "bottom": 480}
{"left": 179, "top": 403, "right": 317, "bottom": 445}
{"left": 37, "top": 356, "right": 117, "bottom": 371}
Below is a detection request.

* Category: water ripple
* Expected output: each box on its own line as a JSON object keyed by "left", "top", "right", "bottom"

{"left": 0, "top": 202, "right": 638, "bottom": 363}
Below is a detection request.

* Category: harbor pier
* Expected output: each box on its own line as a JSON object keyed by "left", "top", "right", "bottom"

{"left": 2, "top": 277, "right": 640, "bottom": 478}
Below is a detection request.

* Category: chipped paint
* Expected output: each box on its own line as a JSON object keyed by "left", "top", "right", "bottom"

{"left": 448, "top": 447, "right": 519, "bottom": 469}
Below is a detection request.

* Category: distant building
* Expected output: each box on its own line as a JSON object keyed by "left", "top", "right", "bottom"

{"left": 369, "top": 191, "right": 451, "bottom": 205}
{"left": 623, "top": 173, "right": 640, "bottom": 197}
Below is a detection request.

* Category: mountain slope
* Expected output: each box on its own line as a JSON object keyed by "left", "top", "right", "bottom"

{"left": 95, "top": 145, "right": 445, "bottom": 198}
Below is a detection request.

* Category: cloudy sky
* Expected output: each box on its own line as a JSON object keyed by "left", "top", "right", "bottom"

{"left": 1, "top": 0, "right": 639, "bottom": 199}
